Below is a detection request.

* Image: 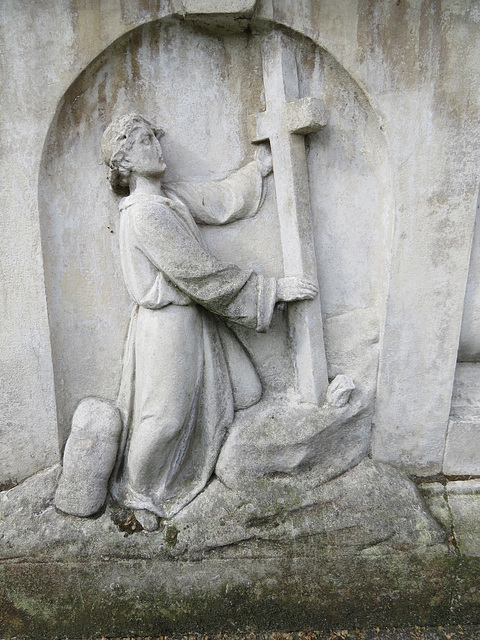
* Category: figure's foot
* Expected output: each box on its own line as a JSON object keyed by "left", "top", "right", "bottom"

{"left": 135, "top": 509, "right": 159, "bottom": 532}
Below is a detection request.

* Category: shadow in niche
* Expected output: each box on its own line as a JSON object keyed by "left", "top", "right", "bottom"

{"left": 445, "top": 187, "right": 480, "bottom": 476}
{"left": 458, "top": 186, "right": 480, "bottom": 363}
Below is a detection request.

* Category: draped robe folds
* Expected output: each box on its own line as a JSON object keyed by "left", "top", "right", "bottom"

{"left": 111, "top": 161, "right": 277, "bottom": 518}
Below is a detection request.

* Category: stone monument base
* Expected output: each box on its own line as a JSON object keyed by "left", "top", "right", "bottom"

{"left": 3, "top": 455, "right": 477, "bottom": 637}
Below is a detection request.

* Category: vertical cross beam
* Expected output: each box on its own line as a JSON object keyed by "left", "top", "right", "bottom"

{"left": 251, "top": 32, "right": 329, "bottom": 404}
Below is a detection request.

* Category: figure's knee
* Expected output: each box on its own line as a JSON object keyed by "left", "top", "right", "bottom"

{"left": 127, "top": 418, "right": 176, "bottom": 487}
{"left": 129, "top": 416, "right": 183, "bottom": 457}
{"left": 233, "top": 376, "right": 262, "bottom": 410}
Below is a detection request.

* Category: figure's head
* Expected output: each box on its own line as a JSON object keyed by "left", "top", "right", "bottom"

{"left": 101, "top": 113, "right": 166, "bottom": 194}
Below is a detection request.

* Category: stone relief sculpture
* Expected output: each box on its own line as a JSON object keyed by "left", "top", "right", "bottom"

{"left": 2, "top": 10, "right": 472, "bottom": 634}
{"left": 55, "top": 113, "right": 318, "bottom": 530}
{"left": 49, "top": 27, "right": 440, "bottom": 557}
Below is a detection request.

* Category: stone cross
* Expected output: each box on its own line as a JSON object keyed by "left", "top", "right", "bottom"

{"left": 251, "top": 32, "right": 329, "bottom": 404}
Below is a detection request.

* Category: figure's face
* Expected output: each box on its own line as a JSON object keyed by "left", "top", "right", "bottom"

{"left": 124, "top": 123, "right": 166, "bottom": 178}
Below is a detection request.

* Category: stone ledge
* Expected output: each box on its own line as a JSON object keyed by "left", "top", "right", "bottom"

{"left": 0, "top": 449, "right": 460, "bottom": 637}
{"left": 0, "top": 551, "right": 467, "bottom": 638}
{"left": 181, "top": 0, "right": 257, "bottom": 15}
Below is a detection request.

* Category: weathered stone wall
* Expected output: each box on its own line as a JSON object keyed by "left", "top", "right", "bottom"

{"left": 1, "top": 0, "right": 479, "bottom": 486}
{"left": 2, "top": 2, "right": 480, "bottom": 636}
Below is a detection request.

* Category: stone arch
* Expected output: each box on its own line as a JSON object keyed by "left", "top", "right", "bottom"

{"left": 38, "top": 15, "right": 393, "bottom": 447}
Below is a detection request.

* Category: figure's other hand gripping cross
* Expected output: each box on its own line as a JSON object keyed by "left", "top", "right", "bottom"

{"left": 251, "top": 32, "right": 329, "bottom": 404}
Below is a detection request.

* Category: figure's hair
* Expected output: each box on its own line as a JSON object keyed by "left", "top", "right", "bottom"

{"left": 101, "top": 113, "right": 165, "bottom": 195}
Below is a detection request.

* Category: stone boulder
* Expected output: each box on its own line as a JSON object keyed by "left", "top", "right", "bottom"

{"left": 216, "top": 392, "right": 371, "bottom": 492}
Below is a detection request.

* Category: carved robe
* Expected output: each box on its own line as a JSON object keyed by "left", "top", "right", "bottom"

{"left": 111, "top": 162, "right": 277, "bottom": 518}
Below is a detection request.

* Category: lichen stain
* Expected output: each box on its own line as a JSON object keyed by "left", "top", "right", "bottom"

{"left": 126, "top": 26, "right": 144, "bottom": 87}
{"left": 357, "top": 0, "right": 443, "bottom": 89}
{"left": 0, "top": 552, "right": 461, "bottom": 635}
{"left": 0, "top": 594, "right": 29, "bottom": 630}
{"left": 97, "top": 74, "right": 107, "bottom": 122}
{"left": 70, "top": 0, "right": 106, "bottom": 67}
{"left": 165, "top": 524, "right": 179, "bottom": 548}
{"left": 139, "top": 0, "right": 163, "bottom": 17}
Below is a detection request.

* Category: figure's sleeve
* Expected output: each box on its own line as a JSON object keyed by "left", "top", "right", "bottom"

{"left": 133, "top": 203, "right": 276, "bottom": 331}
{"left": 164, "top": 161, "right": 265, "bottom": 225}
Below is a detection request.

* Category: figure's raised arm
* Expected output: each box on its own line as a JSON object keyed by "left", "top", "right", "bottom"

{"left": 164, "top": 144, "right": 272, "bottom": 225}
{"left": 132, "top": 201, "right": 277, "bottom": 332}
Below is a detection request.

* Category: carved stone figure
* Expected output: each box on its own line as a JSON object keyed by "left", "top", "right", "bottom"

{"left": 56, "top": 113, "right": 317, "bottom": 531}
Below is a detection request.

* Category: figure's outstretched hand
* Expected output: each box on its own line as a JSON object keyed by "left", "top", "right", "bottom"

{"left": 277, "top": 276, "right": 318, "bottom": 302}
{"left": 255, "top": 143, "right": 273, "bottom": 177}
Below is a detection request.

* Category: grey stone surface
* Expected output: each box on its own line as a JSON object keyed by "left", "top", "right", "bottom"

{"left": 251, "top": 30, "right": 328, "bottom": 404}
{"left": 215, "top": 394, "right": 370, "bottom": 493}
{"left": 445, "top": 480, "right": 480, "bottom": 557}
{"left": 182, "top": 0, "right": 257, "bottom": 14}
{"left": 443, "top": 364, "right": 480, "bottom": 474}
{"left": 460, "top": 206, "right": 480, "bottom": 362}
{"left": 421, "top": 480, "right": 480, "bottom": 557}
{"left": 0, "top": 458, "right": 455, "bottom": 637}
{"left": 94, "top": 109, "right": 317, "bottom": 522}
{"left": 326, "top": 374, "right": 355, "bottom": 407}
{"left": 3, "top": 4, "right": 393, "bottom": 484}
{"left": 55, "top": 397, "right": 122, "bottom": 516}
{"left": 323, "top": 307, "right": 380, "bottom": 401}
{"left": 1, "top": 0, "right": 479, "bottom": 487}
{"left": 449, "top": 363, "right": 480, "bottom": 412}
{"left": 0, "top": 458, "right": 444, "bottom": 562}
{"left": 173, "top": 458, "right": 445, "bottom": 560}
{"left": 1, "top": 1, "right": 480, "bottom": 635}
{"left": 364, "top": 3, "right": 480, "bottom": 474}
{"left": 419, "top": 482, "right": 452, "bottom": 535}
{"left": 444, "top": 420, "right": 480, "bottom": 476}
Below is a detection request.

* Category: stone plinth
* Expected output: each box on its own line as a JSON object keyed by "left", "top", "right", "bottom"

{"left": 0, "top": 459, "right": 453, "bottom": 637}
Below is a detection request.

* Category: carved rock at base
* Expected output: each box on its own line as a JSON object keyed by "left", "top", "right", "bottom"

{"left": 172, "top": 458, "right": 445, "bottom": 560}
{"left": 215, "top": 393, "right": 371, "bottom": 493}
{"left": 0, "top": 458, "right": 444, "bottom": 562}
{"left": 327, "top": 374, "right": 356, "bottom": 407}
{"left": 55, "top": 398, "right": 122, "bottom": 517}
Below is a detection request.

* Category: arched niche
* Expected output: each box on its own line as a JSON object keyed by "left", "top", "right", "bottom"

{"left": 38, "top": 17, "right": 393, "bottom": 447}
